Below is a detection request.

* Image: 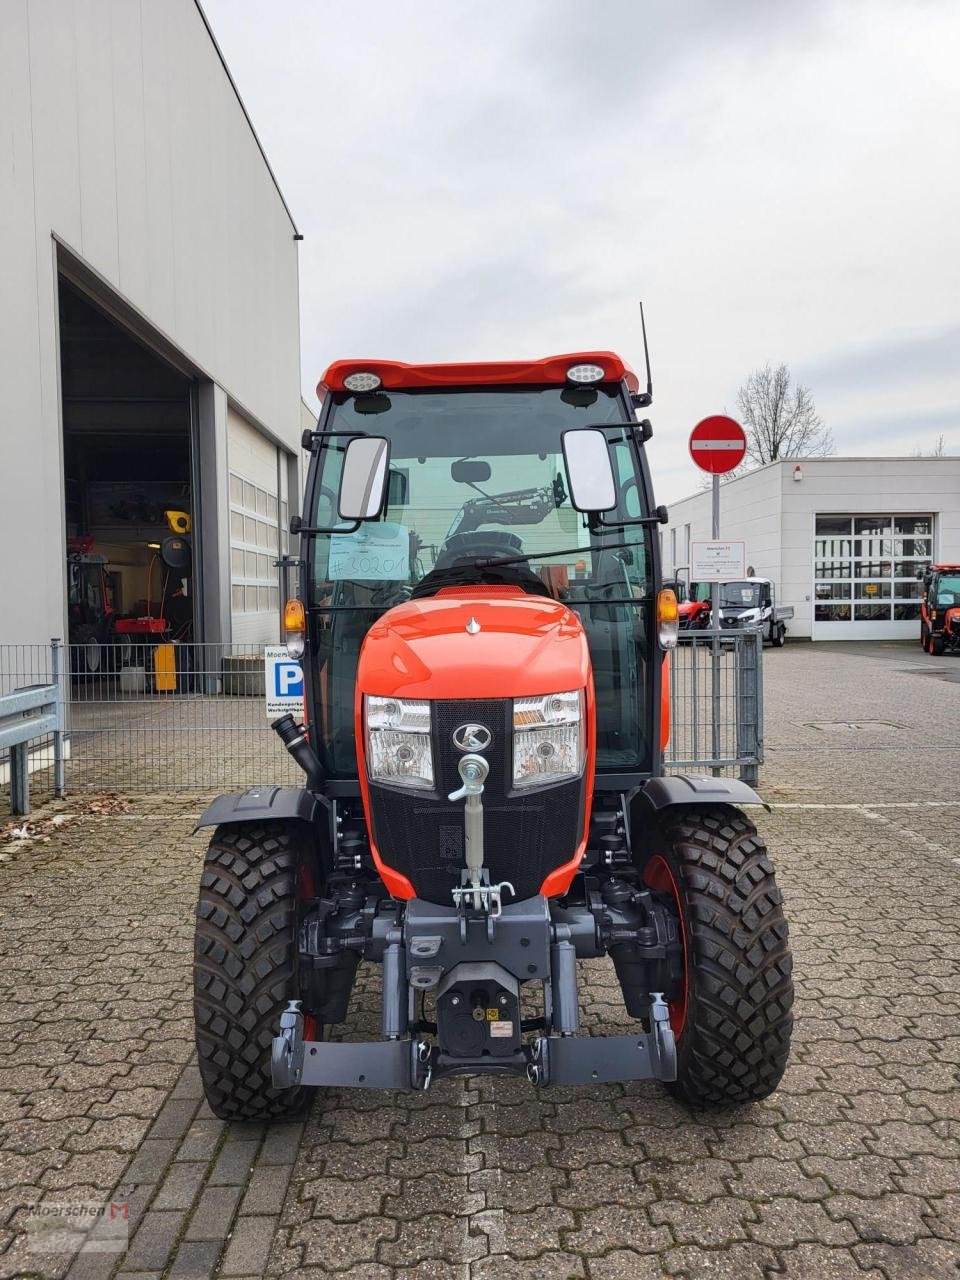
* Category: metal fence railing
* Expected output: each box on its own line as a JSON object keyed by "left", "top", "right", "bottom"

{"left": 665, "top": 628, "right": 764, "bottom": 783}
{"left": 0, "top": 641, "right": 300, "bottom": 797}
{"left": 0, "top": 632, "right": 763, "bottom": 800}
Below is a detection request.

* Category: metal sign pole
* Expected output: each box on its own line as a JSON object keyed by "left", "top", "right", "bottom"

{"left": 711, "top": 475, "right": 721, "bottom": 774}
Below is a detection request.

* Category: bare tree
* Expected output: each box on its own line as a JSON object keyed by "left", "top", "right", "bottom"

{"left": 911, "top": 434, "right": 946, "bottom": 458}
{"left": 736, "top": 363, "right": 832, "bottom": 466}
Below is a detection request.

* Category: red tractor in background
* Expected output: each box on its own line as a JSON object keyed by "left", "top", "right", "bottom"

{"left": 191, "top": 351, "right": 793, "bottom": 1121}
{"left": 920, "top": 564, "right": 960, "bottom": 654}
{"left": 674, "top": 578, "right": 711, "bottom": 631}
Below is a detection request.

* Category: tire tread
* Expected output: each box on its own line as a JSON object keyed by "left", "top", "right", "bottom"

{"left": 193, "top": 822, "right": 313, "bottom": 1121}
{"left": 657, "top": 806, "right": 793, "bottom": 1108}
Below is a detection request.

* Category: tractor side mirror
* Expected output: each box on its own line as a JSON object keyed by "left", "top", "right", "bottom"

{"left": 338, "top": 436, "right": 391, "bottom": 521}
{"left": 561, "top": 429, "right": 617, "bottom": 513}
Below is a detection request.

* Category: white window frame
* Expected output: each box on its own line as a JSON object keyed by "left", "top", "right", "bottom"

{"left": 812, "top": 513, "right": 933, "bottom": 629}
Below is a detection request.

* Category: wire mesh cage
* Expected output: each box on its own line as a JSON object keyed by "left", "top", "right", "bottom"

{"left": 664, "top": 629, "right": 763, "bottom": 782}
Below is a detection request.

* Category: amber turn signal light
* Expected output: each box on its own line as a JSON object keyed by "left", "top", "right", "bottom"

{"left": 284, "top": 598, "right": 306, "bottom": 659}
{"left": 657, "top": 588, "right": 679, "bottom": 650}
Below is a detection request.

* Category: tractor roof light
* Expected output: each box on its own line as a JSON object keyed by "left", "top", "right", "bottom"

{"left": 566, "top": 363, "right": 605, "bottom": 384}
{"left": 343, "top": 371, "right": 382, "bottom": 392}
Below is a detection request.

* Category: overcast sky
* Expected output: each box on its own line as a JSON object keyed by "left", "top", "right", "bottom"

{"left": 204, "top": 0, "right": 959, "bottom": 501}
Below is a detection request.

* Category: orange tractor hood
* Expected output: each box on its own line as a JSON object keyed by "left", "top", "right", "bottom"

{"left": 356, "top": 586, "right": 592, "bottom": 701}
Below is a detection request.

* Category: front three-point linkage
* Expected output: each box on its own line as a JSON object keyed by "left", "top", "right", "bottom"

{"left": 447, "top": 752, "right": 514, "bottom": 939}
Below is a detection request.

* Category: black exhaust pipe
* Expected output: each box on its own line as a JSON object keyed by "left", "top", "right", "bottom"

{"left": 271, "top": 714, "right": 326, "bottom": 791}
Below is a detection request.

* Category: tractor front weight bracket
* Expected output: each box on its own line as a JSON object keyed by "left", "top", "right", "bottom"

{"left": 272, "top": 991, "right": 677, "bottom": 1092}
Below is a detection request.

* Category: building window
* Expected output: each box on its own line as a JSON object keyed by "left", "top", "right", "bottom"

{"left": 230, "top": 471, "right": 280, "bottom": 616}
{"left": 813, "top": 514, "right": 931, "bottom": 623}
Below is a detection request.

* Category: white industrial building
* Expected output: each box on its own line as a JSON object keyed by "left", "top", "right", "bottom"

{"left": 662, "top": 457, "right": 960, "bottom": 640}
{"left": 1, "top": 0, "right": 310, "bottom": 653}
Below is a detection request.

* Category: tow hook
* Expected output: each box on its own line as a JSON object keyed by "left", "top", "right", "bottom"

{"left": 448, "top": 753, "right": 514, "bottom": 929}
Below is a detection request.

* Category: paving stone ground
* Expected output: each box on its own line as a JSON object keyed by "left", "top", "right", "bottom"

{"left": 1, "top": 641, "right": 959, "bottom": 1278}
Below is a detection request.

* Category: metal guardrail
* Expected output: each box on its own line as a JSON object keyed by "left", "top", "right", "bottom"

{"left": 665, "top": 628, "right": 764, "bottom": 784}
{"left": 0, "top": 645, "right": 65, "bottom": 813}
{"left": 0, "top": 632, "right": 763, "bottom": 797}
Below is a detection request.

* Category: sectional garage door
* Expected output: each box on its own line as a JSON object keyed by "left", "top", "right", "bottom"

{"left": 227, "top": 408, "right": 290, "bottom": 645}
{"left": 812, "top": 513, "right": 932, "bottom": 639}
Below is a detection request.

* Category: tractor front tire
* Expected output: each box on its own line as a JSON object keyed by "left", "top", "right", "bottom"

{"left": 929, "top": 634, "right": 945, "bottom": 656}
{"left": 194, "top": 821, "right": 320, "bottom": 1121}
{"left": 643, "top": 805, "right": 793, "bottom": 1109}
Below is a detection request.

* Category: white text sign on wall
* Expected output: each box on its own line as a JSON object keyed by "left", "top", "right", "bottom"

{"left": 690, "top": 540, "right": 746, "bottom": 582}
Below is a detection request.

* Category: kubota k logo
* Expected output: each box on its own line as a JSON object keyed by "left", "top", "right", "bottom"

{"left": 452, "top": 723, "right": 491, "bottom": 753}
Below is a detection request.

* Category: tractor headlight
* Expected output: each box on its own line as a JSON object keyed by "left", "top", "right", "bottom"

{"left": 365, "top": 695, "right": 433, "bottom": 788}
{"left": 513, "top": 690, "right": 585, "bottom": 789}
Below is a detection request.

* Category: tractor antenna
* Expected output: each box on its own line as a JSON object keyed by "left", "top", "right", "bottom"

{"left": 634, "top": 301, "right": 653, "bottom": 408}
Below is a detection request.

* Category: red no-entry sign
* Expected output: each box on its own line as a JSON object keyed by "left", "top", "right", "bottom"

{"left": 689, "top": 415, "right": 746, "bottom": 474}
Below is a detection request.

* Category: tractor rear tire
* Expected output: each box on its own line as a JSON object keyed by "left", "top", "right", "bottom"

{"left": 642, "top": 805, "right": 793, "bottom": 1109}
{"left": 193, "top": 821, "right": 321, "bottom": 1121}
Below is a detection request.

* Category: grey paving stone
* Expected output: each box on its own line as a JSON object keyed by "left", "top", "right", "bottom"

{"left": 208, "top": 1141, "right": 260, "bottom": 1187}
{"left": 255, "top": 1123, "right": 304, "bottom": 1166}
{"left": 120, "top": 1209, "right": 188, "bottom": 1272}
{"left": 123, "top": 1138, "right": 179, "bottom": 1184}
{"left": 220, "top": 1215, "right": 276, "bottom": 1276}
{"left": 170, "top": 1065, "right": 205, "bottom": 1102}
{"left": 176, "top": 1120, "right": 226, "bottom": 1164}
{"left": 152, "top": 1160, "right": 208, "bottom": 1211}
{"left": 184, "top": 1184, "right": 242, "bottom": 1241}
{"left": 168, "top": 1237, "right": 223, "bottom": 1278}
{"left": 66, "top": 1249, "right": 131, "bottom": 1280}
{"left": 146, "top": 1097, "right": 200, "bottom": 1142}
{"left": 239, "top": 1163, "right": 293, "bottom": 1216}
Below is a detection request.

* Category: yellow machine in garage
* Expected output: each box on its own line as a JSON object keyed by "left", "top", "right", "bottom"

{"left": 154, "top": 510, "right": 194, "bottom": 690}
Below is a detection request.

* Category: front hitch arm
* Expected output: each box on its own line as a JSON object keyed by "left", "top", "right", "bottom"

{"left": 272, "top": 1000, "right": 305, "bottom": 1089}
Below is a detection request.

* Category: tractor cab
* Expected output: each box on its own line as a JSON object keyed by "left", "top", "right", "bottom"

{"left": 298, "top": 355, "right": 663, "bottom": 788}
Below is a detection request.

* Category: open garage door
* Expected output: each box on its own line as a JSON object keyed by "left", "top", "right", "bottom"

{"left": 59, "top": 280, "right": 196, "bottom": 675}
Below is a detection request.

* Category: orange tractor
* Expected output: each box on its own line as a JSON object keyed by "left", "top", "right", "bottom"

{"left": 192, "top": 353, "right": 793, "bottom": 1119}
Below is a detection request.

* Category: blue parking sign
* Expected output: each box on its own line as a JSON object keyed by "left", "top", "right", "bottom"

{"left": 264, "top": 646, "right": 305, "bottom": 718}
{"left": 274, "top": 661, "right": 304, "bottom": 698}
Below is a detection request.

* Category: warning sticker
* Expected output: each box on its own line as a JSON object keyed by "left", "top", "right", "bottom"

{"left": 490, "top": 1020, "right": 514, "bottom": 1038}
{"left": 485, "top": 1008, "right": 499, "bottom": 1021}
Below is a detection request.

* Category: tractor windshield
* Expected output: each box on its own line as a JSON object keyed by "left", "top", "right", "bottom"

{"left": 720, "top": 581, "right": 763, "bottom": 608}
{"left": 305, "top": 385, "right": 656, "bottom": 779}
{"left": 934, "top": 574, "right": 960, "bottom": 606}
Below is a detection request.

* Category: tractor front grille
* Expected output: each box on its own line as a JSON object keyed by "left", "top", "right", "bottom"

{"left": 367, "top": 697, "right": 584, "bottom": 904}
